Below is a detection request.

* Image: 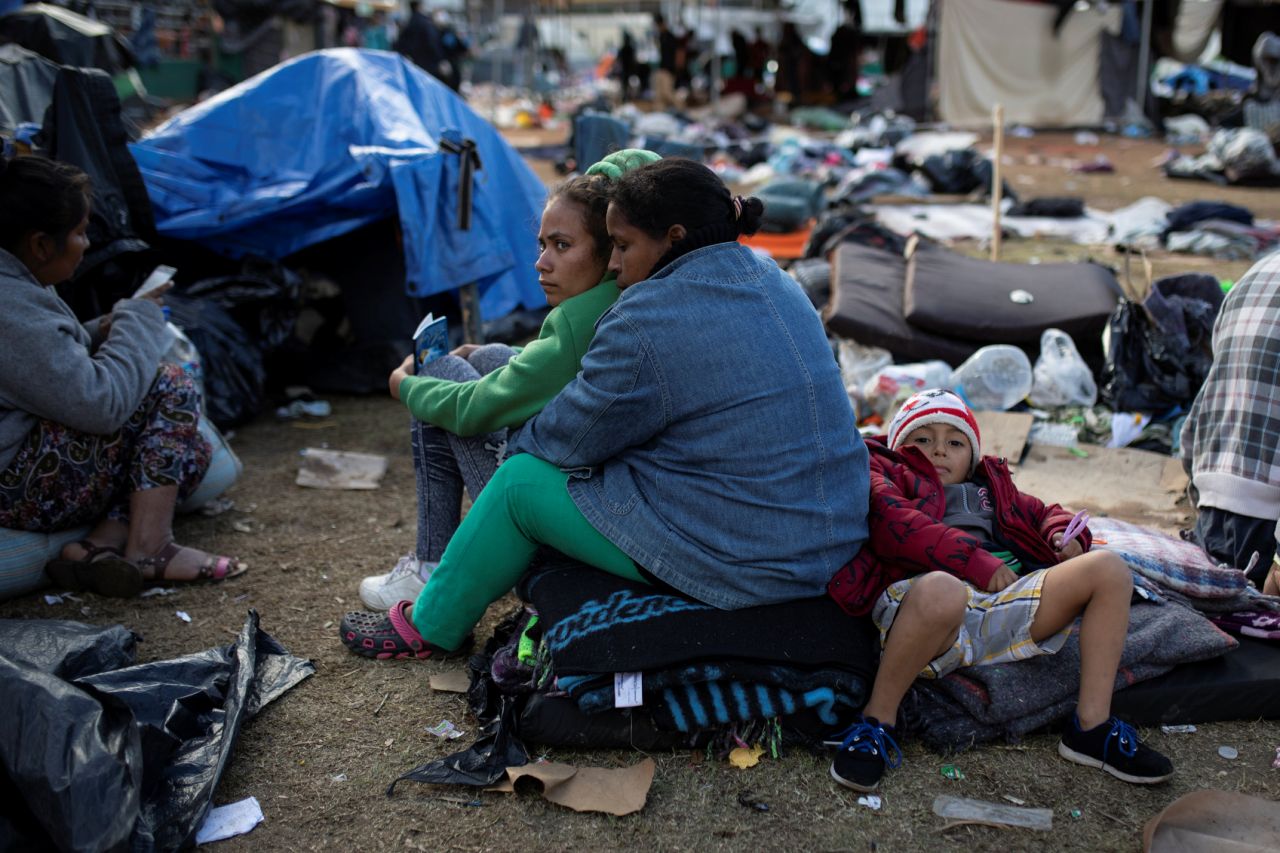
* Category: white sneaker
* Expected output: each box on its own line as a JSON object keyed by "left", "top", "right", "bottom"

{"left": 358, "top": 555, "right": 434, "bottom": 611}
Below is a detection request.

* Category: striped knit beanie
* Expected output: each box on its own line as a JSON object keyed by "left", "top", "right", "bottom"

{"left": 887, "top": 389, "right": 982, "bottom": 473}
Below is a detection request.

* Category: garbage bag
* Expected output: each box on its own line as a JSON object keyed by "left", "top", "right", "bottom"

{"left": 1101, "top": 274, "right": 1222, "bottom": 412}
{"left": 166, "top": 294, "right": 266, "bottom": 429}
{"left": 0, "top": 611, "right": 314, "bottom": 853}
{"left": 182, "top": 258, "right": 301, "bottom": 353}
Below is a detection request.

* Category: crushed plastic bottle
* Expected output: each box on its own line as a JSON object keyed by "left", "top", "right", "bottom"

{"left": 949, "top": 345, "right": 1032, "bottom": 411}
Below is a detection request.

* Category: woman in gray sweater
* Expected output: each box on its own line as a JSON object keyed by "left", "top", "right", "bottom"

{"left": 0, "top": 155, "right": 242, "bottom": 596}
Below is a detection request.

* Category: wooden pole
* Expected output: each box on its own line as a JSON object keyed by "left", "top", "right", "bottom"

{"left": 990, "top": 102, "right": 1004, "bottom": 262}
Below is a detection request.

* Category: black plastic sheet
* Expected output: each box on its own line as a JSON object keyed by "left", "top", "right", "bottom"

{"left": 166, "top": 294, "right": 266, "bottom": 429}
{"left": 0, "top": 611, "right": 313, "bottom": 852}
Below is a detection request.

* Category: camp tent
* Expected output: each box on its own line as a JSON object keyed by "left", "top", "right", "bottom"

{"left": 936, "top": 0, "right": 1123, "bottom": 127}
{"left": 0, "top": 2, "right": 136, "bottom": 74}
{"left": 130, "top": 48, "right": 548, "bottom": 321}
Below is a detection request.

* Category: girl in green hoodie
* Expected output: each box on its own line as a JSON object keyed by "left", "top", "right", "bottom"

{"left": 357, "top": 151, "right": 659, "bottom": 611}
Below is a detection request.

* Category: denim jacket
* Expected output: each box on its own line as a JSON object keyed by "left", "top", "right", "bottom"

{"left": 514, "top": 242, "right": 869, "bottom": 609}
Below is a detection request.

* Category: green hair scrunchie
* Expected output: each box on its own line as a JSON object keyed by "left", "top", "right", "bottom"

{"left": 584, "top": 148, "right": 661, "bottom": 181}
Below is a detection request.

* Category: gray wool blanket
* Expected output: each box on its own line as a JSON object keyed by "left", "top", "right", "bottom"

{"left": 901, "top": 599, "right": 1237, "bottom": 752}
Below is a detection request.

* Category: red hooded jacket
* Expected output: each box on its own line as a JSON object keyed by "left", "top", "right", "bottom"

{"left": 827, "top": 436, "right": 1090, "bottom": 617}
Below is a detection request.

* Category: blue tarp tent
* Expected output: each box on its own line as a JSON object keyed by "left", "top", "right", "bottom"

{"left": 130, "top": 48, "right": 547, "bottom": 320}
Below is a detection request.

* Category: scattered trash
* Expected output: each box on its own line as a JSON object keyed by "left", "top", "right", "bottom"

{"left": 429, "top": 671, "right": 471, "bottom": 693}
{"left": 483, "top": 759, "right": 656, "bottom": 816}
{"left": 426, "top": 720, "right": 465, "bottom": 740}
{"left": 231, "top": 519, "right": 254, "bottom": 534}
{"left": 933, "top": 795, "right": 1053, "bottom": 831}
{"left": 738, "top": 790, "right": 770, "bottom": 812}
{"left": 1073, "top": 131, "right": 1100, "bottom": 146}
{"left": 1218, "top": 746, "right": 1239, "bottom": 760}
{"left": 194, "top": 796, "right": 264, "bottom": 845}
{"left": 729, "top": 744, "right": 765, "bottom": 769}
{"left": 1073, "top": 155, "right": 1115, "bottom": 174}
{"left": 43, "top": 594, "right": 63, "bottom": 605}
{"left": 140, "top": 587, "right": 176, "bottom": 598}
{"left": 857, "top": 794, "right": 883, "bottom": 810}
{"left": 175, "top": 611, "right": 192, "bottom": 623}
{"left": 198, "top": 496, "right": 235, "bottom": 517}
{"left": 1070, "top": 808, "right": 1083, "bottom": 819}
{"left": 276, "top": 399, "right": 332, "bottom": 420}
{"left": 1067, "top": 447, "right": 1090, "bottom": 458}
{"left": 330, "top": 773, "right": 347, "bottom": 783}
{"left": 1010, "top": 125, "right": 1035, "bottom": 138}
{"left": 1272, "top": 748, "right": 1280, "bottom": 769}
{"left": 296, "top": 448, "right": 388, "bottom": 490}
{"left": 941, "top": 764, "right": 964, "bottom": 780}
{"left": 1161, "top": 724, "right": 1198, "bottom": 734}
{"left": 1002, "top": 794, "right": 1027, "bottom": 806}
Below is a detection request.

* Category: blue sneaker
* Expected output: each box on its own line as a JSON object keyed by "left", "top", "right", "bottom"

{"left": 828, "top": 716, "right": 903, "bottom": 791}
{"left": 1059, "top": 714, "right": 1173, "bottom": 784}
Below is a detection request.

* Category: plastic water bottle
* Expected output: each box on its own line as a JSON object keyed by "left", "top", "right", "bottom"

{"left": 161, "top": 307, "right": 204, "bottom": 398}
{"left": 949, "top": 345, "right": 1032, "bottom": 411}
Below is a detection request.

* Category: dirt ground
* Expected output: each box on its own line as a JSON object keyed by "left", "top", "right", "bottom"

{"left": 4, "top": 130, "right": 1280, "bottom": 851}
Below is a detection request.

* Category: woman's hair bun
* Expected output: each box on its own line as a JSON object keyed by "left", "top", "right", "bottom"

{"left": 737, "top": 196, "right": 765, "bottom": 237}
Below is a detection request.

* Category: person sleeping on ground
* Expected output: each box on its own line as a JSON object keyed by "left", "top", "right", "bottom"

{"left": 339, "top": 157, "right": 870, "bottom": 659}
{"left": 825, "top": 389, "right": 1174, "bottom": 792}
{"left": 0, "top": 154, "right": 242, "bottom": 596}
{"left": 354, "top": 149, "right": 661, "bottom": 611}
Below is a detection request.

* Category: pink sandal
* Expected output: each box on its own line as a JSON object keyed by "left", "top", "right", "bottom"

{"left": 137, "top": 542, "right": 247, "bottom": 584}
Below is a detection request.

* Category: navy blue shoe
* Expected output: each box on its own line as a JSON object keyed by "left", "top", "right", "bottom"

{"left": 1059, "top": 714, "right": 1173, "bottom": 784}
{"left": 828, "top": 716, "right": 903, "bottom": 791}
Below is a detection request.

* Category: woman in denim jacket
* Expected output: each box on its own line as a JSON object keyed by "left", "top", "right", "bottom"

{"left": 342, "top": 158, "right": 870, "bottom": 659}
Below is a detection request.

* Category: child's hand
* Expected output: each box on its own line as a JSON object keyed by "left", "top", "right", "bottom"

{"left": 389, "top": 354, "right": 414, "bottom": 400}
{"left": 985, "top": 565, "right": 1018, "bottom": 593}
{"left": 1052, "top": 532, "right": 1085, "bottom": 560}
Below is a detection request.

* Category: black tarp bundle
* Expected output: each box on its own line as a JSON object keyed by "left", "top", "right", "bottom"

{"left": 0, "top": 611, "right": 313, "bottom": 852}
{"left": 0, "top": 3, "right": 136, "bottom": 75}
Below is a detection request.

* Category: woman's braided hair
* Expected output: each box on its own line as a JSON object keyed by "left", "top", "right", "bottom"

{"left": 609, "top": 158, "right": 764, "bottom": 280}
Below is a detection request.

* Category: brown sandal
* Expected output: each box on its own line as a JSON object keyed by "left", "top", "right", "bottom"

{"left": 137, "top": 542, "right": 247, "bottom": 584}
{"left": 45, "top": 540, "right": 143, "bottom": 598}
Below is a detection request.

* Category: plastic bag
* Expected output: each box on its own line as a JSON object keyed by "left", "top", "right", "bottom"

{"left": 837, "top": 340, "right": 892, "bottom": 417}
{"left": 1029, "top": 329, "right": 1097, "bottom": 407}
{"left": 165, "top": 294, "right": 266, "bottom": 429}
{"left": 862, "top": 360, "right": 953, "bottom": 422}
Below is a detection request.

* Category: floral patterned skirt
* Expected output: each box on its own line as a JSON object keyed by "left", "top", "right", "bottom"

{"left": 0, "top": 363, "right": 212, "bottom": 532}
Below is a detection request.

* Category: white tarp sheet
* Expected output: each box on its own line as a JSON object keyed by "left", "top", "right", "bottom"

{"left": 937, "top": 0, "right": 1120, "bottom": 128}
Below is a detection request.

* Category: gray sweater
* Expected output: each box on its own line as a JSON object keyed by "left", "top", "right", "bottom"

{"left": 0, "top": 249, "right": 167, "bottom": 472}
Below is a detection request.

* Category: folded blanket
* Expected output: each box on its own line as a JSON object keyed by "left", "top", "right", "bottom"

{"left": 557, "top": 661, "right": 868, "bottom": 731}
{"left": 524, "top": 563, "right": 879, "bottom": 679}
{"left": 901, "top": 599, "right": 1237, "bottom": 752}
{"left": 1091, "top": 517, "right": 1247, "bottom": 600}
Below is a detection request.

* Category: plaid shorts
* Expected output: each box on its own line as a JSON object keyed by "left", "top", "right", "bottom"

{"left": 872, "top": 569, "right": 1073, "bottom": 679}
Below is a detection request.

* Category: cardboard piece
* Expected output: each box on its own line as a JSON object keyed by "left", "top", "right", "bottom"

{"left": 295, "top": 448, "right": 388, "bottom": 490}
{"left": 1143, "top": 789, "right": 1280, "bottom": 852}
{"left": 487, "top": 759, "right": 655, "bottom": 816}
{"left": 428, "top": 671, "right": 471, "bottom": 693}
{"left": 933, "top": 795, "right": 1053, "bottom": 831}
{"left": 974, "top": 411, "right": 1035, "bottom": 463}
{"left": 1011, "top": 444, "right": 1191, "bottom": 531}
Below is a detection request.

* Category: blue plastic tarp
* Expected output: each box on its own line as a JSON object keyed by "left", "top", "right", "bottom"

{"left": 130, "top": 48, "right": 548, "bottom": 319}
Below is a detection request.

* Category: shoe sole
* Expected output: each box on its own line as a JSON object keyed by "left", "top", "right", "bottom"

{"left": 829, "top": 762, "right": 881, "bottom": 792}
{"left": 1058, "top": 741, "right": 1173, "bottom": 784}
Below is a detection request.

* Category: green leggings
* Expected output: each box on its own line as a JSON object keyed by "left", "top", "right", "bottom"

{"left": 410, "top": 453, "right": 646, "bottom": 649}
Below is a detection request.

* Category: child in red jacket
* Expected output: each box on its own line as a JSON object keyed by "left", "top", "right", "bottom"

{"left": 826, "top": 389, "right": 1172, "bottom": 791}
